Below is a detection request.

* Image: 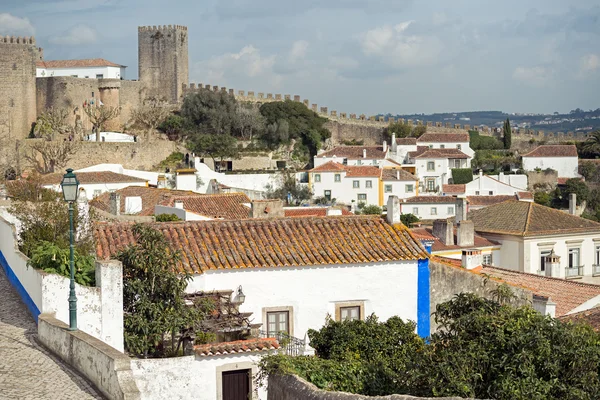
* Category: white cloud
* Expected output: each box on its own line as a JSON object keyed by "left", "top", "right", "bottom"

{"left": 0, "top": 13, "right": 35, "bottom": 36}
{"left": 49, "top": 25, "right": 97, "bottom": 46}
{"left": 360, "top": 21, "right": 442, "bottom": 68}
{"left": 581, "top": 54, "right": 600, "bottom": 73}
{"left": 289, "top": 40, "right": 309, "bottom": 63}
{"left": 512, "top": 66, "right": 553, "bottom": 87}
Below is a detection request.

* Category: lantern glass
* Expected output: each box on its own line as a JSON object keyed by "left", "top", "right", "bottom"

{"left": 61, "top": 169, "right": 79, "bottom": 202}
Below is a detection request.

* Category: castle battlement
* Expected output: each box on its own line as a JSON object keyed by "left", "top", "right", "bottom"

{"left": 0, "top": 36, "right": 36, "bottom": 45}
{"left": 138, "top": 25, "right": 187, "bottom": 32}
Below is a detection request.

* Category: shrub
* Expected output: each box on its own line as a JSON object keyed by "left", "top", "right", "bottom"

{"left": 451, "top": 168, "right": 473, "bottom": 184}
{"left": 28, "top": 241, "right": 96, "bottom": 286}
{"left": 400, "top": 213, "right": 419, "bottom": 227}
{"left": 155, "top": 213, "right": 181, "bottom": 222}
{"left": 359, "top": 205, "right": 382, "bottom": 215}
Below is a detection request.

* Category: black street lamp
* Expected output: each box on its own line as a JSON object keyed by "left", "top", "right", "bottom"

{"left": 60, "top": 168, "right": 79, "bottom": 331}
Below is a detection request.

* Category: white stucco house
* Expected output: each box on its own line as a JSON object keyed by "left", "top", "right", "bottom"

{"left": 409, "top": 148, "right": 471, "bottom": 193}
{"left": 416, "top": 132, "right": 474, "bottom": 158}
{"left": 314, "top": 145, "right": 388, "bottom": 167}
{"left": 309, "top": 161, "right": 381, "bottom": 206}
{"left": 40, "top": 171, "right": 148, "bottom": 201}
{"left": 521, "top": 145, "right": 579, "bottom": 178}
{"left": 442, "top": 170, "right": 530, "bottom": 197}
{"left": 95, "top": 203, "right": 431, "bottom": 400}
{"left": 469, "top": 200, "right": 600, "bottom": 279}
{"left": 400, "top": 196, "right": 458, "bottom": 220}
{"left": 36, "top": 58, "right": 126, "bottom": 79}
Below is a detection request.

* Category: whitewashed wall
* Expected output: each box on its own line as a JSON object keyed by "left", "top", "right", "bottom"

{"left": 195, "top": 162, "right": 279, "bottom": 195}
{"left": 417, "top": 140, "right": 474, "bottom": 158}
{"left": 313, "top": 156, "right": 383, "bottom": 167}
{"left": 131, "top": 353, "right": 268, "bottom": 400}
{"left": 400, "top": 202, "right": 456, "bottom": 220}
{"left": 85, "top": 132, "right": 136, "bottom": 142}
{"left": 76, "top": 164, "right": 160, "bottom": 186}
{"left": 522, "top": 156, "right": 579, "bottom": 178}
{"left": 43, "top": 181, "right": 147, "bottom": 201}
{"left": 524, "top": 234, "right": 600, "bottom": 277}
{"left": 311, "top": 173, "right": 380, "bottom": 206}
{"left": 36, "top": 65, "right": 126, "bottom": 79}
{"left": 186, "top": 261, "right": 419, "bottom": 344}
{"left": 382, "top": 179, "right": 418, "bottom": 206}
{"left": 465, "top": 174, "right": 524, "bottom": 196}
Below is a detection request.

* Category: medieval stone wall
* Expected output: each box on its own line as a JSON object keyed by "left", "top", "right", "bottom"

{"left": 138, "top": 25, "right": 188, "bottom": 103}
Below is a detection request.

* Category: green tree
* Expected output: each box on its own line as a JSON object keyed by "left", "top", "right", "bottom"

{"left": 534, "top": 191, "right": 552, "bottom": 207}
{"left": 155, "top": 213, "right": 181, "bottom": 222}
{"left": 180, "top": 89, "right": 239, "bottom": 136}
{"left": 582, "top": 130, "right": 600, "bottom": 157}
{"left": 265, "top": 172, "right": 312, "bottom": 205}
{"left": 580, "top": 161, "right": 599, "bottom": 182}
{"left": 382, "top": 122, "right": 427, "bottom": 143}
{"left": 158, "top": 115, "right": 186, "bottom": 140}
{"left": 118, "top": 224, "right": 212, "bottom": 358}
{"left": 563, "top": 178, "right": 589, "bottom": 205}
{"left": 503, "top": 118, "right": 512, "bottom": 149}
{"left": 358, "top": 204, "right": 382, "bottom": 215}
{"left": 469, "top": 131, "right": 503, "bottom": 150}
{"left": 28, "top": 241, "right": 95, "bottom": 286}
{"left": 451, "top": 168, "right": 473, "bottom": 184}
{"left": 400, "top": 213, "right": 419, "bottom": 227}
{"left": 188, "top": 134, "right": 239, "bottom": 167}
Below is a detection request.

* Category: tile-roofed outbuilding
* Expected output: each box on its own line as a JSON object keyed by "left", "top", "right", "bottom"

{"left": 283, "top": 208, "right": 352, "bottom": 217}
{"left": 396, "top": 138, "right": 417, "bottom": 145}
{"left": 94, "top": 216, "right": 429, "bottom": 274}
{"left": 411, "top": 227, "right": 499, "bottom": 253}
{"left": 317, "top": 146, "right": 386, "bottom": 159}
{"left": 381, "top": 169, "right": 418, "bottom": 181}
{"left": 414, "top": 149, "right": 470, "bottom": 159}
{"left": 310, "top": 161, "right": 346, "bottom": 172}
{"left": 417, "top": 132, "right": 470, "bottom": 143}
{"left": 37, "top": 58, "right": 125, "bottom": 68}
{"left": 442, "top": 184, "right": 466, "bottom": 194}
{"left": 159, "top": 193, "right": 251, "bottom": 220}
{"left": 522, "top": 145, "right": 578, "bottom": 158}
{"left": 194, "top": 338, "right": 280, "bottom": 357}
{"left": 89, "top": 186, "right": 199, "bottom": 216}
{"left": 403, "top": 196, "right": 457, "bottom": 204}
{"left": 469, "top": 200, "right": 600, "bottom": 236}
{"left": 40, "top": 171, "right": 147, "bottom": 185}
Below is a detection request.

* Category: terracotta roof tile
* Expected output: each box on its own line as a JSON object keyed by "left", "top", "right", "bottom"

{"left": 317, "top": 146, "right": 386, "bottom": 159}
{"left": 40, "top": 171, "right": 147, "bottom": 185}
{"left": 160, "top": 193, "right": 251, "bottom": 220}
{"left": 345, "top": 165, "right": 381, "bottom": 177}
{"left": 466, "top": 195, "right": 516, "bottom": 207}
{"left": 284, "top": 208, "right": 352, "bottom": 217}
{"left": 522, "top": 145, "right": 578, "bottom": 158}
{"left": 94, "top": 216, "right": 429, "bottom": 274}
{"left": 410, "top": 227, "right": 499, "bottom": 252}
{"left": 414, "top": 149, "right": 470, "bottom": 159}
{"left": 417, "top": 133, "right": 469, "bottom": 143}
{"left": 469, "top": 200, "right": 600, "bottom": 236}
{"left": 407, "top": 146, "right": 429, "bottom": 158}
{"left": 442, "top": 184, "right": 465, "bottom": 194}
{"left": 194, "top": 338, "right": 280, "bottom": 357}
{"left": 310, "top": 161, "right": 346, "bottom": 172}
{"left": 381, "top": 169, "right": 418, "bottom": 181}
{"left": 403, "top": 196, "right": 457, "bottom": 204}
{"left": 89, "top": 186, "right": 199, "bottom": 216}
{"left": 37, "top": 58, "right": 124, "bottom": 68}
{"left": 517, "top": 191, "right": 534, "bottom": 200}
{"left": 559, "top": 307, "right": 600, "bottom": 330}
{"left": 396, "top": 138, "right": 417, "bottom": 145}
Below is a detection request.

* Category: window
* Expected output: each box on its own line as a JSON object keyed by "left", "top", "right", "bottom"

{"left": 353, "top": 180, "right": 360, "bottom": 188}
{"left": 96, "top": 74, "right": 104, "bottom": 79}
{"left": 267, "top": 311, "right": 289, "bottom": 336}
{"left": 454, "top": 159, "right": 461, "bottom": 168}
{"left": 335, "top": 302, "right": 365, "bottom": 322}
{"left": 365, "top": 180, "right": 372, "bottom": 188}
{"left": 569, "top": 248, "right": 580, "bottom": 268}
{"left": 447, "top": 206, "right": 454, "bottom": 214}
{"left": 457, "top": 144, "right": 462, "bottom": 150}
{"left": 488, "top": 191, "right": 494, "bottom": 195}
{"left": 384, "top": 184, "right": 393, "bottom": 193}
{"left": 70, "top": 75, "right": 78, "bottom": 77}
{"left": 426, "top": 179, "right": 435, "bottom": 191}
{"left": 475, "top": 191, "right": 480, "bottom": 195}
{"left": 84, "top": 76, "right": 89, "bottom": 78}
{"left": 427, "top": 161, "right": 435, "bottom": 171}
{"left": 324, "top": 190, "right": 331, "bottom": 201}
{"left": 431, "top": 207, "right": 437, "bottom": 215}
{"left": 405, "top": 184, "right": 414, "bottom": 193}
{"left": 357, "top": 160, "right": 362, "bottom": 165}
{"left": 483, "top": 254, "right": 493, "bottom": 265}
{"left": 596, "top": 245, "right": 600, "bottom": 265}
{"left": 358, "top": 193, "right": 367, "bottom": 201}
{"left": 540, "top": 250, "right": 552, "bottom": 272}
{"left": 334, "top": 174, "right": 341, "bottom": 182}
{"left": 314, "top": 173, "right": 321, "bottom": 183}
{"left": 440, "top": 144, "right": 445, "bottom": 149}
{"left": 412, "top": 207, "right": 419, "bottom": 215}
{"left": 93, "top": 189, "right": 102, "bottom": 198}
{"left": 428, "top": 145, "right": 433, "bottom": 149}
{"left": 342, "top": 158, "right": 348, "bottom": 165}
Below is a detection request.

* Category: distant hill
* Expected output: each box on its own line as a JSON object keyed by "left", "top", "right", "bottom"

{"left": 382, "top": 108, "right": 600, "bottom": 133}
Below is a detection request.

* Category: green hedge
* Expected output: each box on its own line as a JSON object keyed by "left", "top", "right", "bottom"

{"left": 451, "top": 168, "right": 473, "bottom": 184}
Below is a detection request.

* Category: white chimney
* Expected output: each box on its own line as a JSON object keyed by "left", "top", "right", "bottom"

{"left": 396, "top": 170, "right": 400, "bottom": 180}
{"left": 461, "top": 249, "right": 482, "bottom": 270}
{"left": 569, "top": 193, "right": 576, "bottom": 215}
{"left": 174, "top": 200, "right": 184, "bottom": 209}
{"left": 455, "top": 197, "right": 467, "bottom": 224}
{"left": 544, "top": 250, "right": 561, "bottom": 278}
{"left": 363, "top": 148, "right": 367, "bottom": 158}
{"left": 386, "top": 195, "right": 401, "bottom": 225}
{"left": 326, "top": 208, "right": 343, "bottom": 216}
{"left": 391, "top": 133, "right": 397, "bottom": 152}
{"left": 533, "top": 295, "right": 556, "bottom": 318}
{"left": 383, "top": 140, "right": 387, "bottom": 153}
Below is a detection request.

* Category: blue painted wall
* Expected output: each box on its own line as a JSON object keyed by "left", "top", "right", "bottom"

{"left": 417, "top": 242, "right": 432, "bottom": 338}
{"left": 0, "top": 251, "right": 41, "bottom": 322}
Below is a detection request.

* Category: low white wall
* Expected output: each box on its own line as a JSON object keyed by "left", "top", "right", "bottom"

{"left": 0, "top": 215, "right": 124, "bottom": 351}
{"left": 195, "top": 161, "right": 279, "bottom": 195}
{"left": 38, "top": 314, "right": 141, "bottom": 400}
{"left": 131, "top": 353, "right": 268, "bottom": 400}
{"left": 75, "top": 164, "right": 160, "bottom": 186}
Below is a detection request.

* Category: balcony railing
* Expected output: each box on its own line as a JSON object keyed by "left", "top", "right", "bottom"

{"left": 593, "top": 265, "right": 600, "bottom": 277}
{"left": 565, "top": 265, "right": 584, "bottom": 279}
{"left": 258, "top": 330, "right": 306, "bottom": 356}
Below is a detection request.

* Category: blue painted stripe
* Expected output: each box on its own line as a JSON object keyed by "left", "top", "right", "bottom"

{"left": 0, "top": 250, "right": 41, "bottom": 322}
{"left": 416, "top": 244, "right": 431, "bottom": 338}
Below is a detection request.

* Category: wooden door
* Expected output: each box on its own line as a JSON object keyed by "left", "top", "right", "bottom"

{"left": 222, "top": 369, "right": 250, "bottom": 400}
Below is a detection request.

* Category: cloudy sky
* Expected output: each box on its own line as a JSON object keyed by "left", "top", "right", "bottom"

{"left": 2, "top": 0, "right": 599, "bottom": 115}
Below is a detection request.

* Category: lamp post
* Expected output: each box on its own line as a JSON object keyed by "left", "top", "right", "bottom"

{"left": 61, "top": 168, "right": 79, "bottom": 331}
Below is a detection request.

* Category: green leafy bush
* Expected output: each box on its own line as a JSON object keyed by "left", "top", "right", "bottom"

{"left": 358, "top": 205, "right": 382, "bottom": 215}
{"left": 155, "top": 213, "right": 181, "bottom": 222}
{"left": 469, "top": 131, "right": 503, "bottom": 150}
{"left": 451, "top": 168, "right": 473, "bottom": 184}
{"left": 28, "top": 241, "right": 95, "bottom": 286}
{"left": 400, "top": 213, "right": 419, "bottom": 227}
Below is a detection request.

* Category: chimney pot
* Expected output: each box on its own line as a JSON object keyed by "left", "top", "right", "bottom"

{"left": 455, "top": 197, "right": 467, "bottom": 224}
{"left": 383, "top": 140, "right": 387, "bottom": 153}
{"left": 363, "top": 148, "right": 367, "bottom": 158}
{"left": 386, "top": 195, "right": 401, "bottom": 225}
{"left": 174, "top": 200, "right": 184, "bottom": 209}
{"left": 544, "top": 250, "right": 561, "bottom": 277}
{"left": 396, "top": 170, "right": 400, "bottom": 180}
{"left": 569, "top": 193, "right": 576, "bottom": 215}
{"left": 461, "top": 249, "right": 482, "bottom": 270}
{"left": 433, "top": 219, "right": 454, "bottom": 246}
{"left": 457, "top": 220, "right": 474, "bottom": 247}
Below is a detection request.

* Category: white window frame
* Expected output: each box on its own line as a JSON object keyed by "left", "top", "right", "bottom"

{"left": 427, "top": 161, "right": 435, "bottom": 171}
{"left": 334, "top": 174, "right": 341, "bottom": 182}
{"left": 447, "top": 206, "right": 454, "bottom": 214}
{"left": 483, "top": 254, "right": 492, "bottom": 265}
{"left": 431, "top": 207, "right": 437, "bottom": 215}
{"left": 353, "top": 180, "right": 360, "bottom": 188}
{"left": 405, "top": 184, "right": 414, "bottom": 193}
{"left": 365, "top": 180, "right": 373, "bottom": 189}
{"left": 314, "top": 173, "right": 321, "bottom": 183}
{"left": 357, "top": 193, "right": 367, "bottom": 201}
{"left": 412, "top": 207, "right": 419, "bottom": 215}
{"left": 457, "top": 144, "right": 462, "bottom": 150}
{"left": 384, "top": 184, "right": 393, "bottom": 193}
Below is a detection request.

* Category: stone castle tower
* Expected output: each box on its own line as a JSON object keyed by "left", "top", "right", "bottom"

{"left": 138, "top": 25, "right": 189, "bottom": 103}
{"left": 0, "top": 36, "right": 39, "bottom": 140}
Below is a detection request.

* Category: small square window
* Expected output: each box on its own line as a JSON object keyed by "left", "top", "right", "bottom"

{"left": 267, "top": 311, "right": 289, "bottom": 336}
{"left": 96, "top": 74, "right": 104, "bottom": 79}
{"left": 314, "top": 174, "right": 321, "bottom": 183}
{"left": 353, "top": 180, "right": 360, "bottom": 188}
{"left": 475, "top": 191, "right": 480, "bottom": 195}
{"left": 428, "top": 145, "right": 433, "bottom": 149}
{"left": 340, "top": 306, "right": 360, "bottom": 321}
{"left": 358, "top": 193, "right": 367, "bottom": 201}
{"left": 365, "top": 180, "right": 372, "bottom": 188}
{"left": 334, "top": 174, "right": 341, "bottom": 182}
{"left": 483, "top": 254, "right": 492, "bottom": 265}
{"left": 431, "top": 207, "right": 437, "bottom": 215}
{"left": 342, "top": 158, "right": 348, "bottom": 165}
{"left": 440, "top": 144, "right": 445, "bottom": 149}
{"left": 357, "top": 160, "right": 362, "bottom": 166}
{"left": 384, "top": 184, "right": 393, "bottom": 193}
{"left": 447, "top": 206, "right": 454, "bottom": 214}
{"left": 489, "top": 191, "right": 493, "bottom": 195}
{"left": 412, "top": 207, "right": 419, "bottom": 215}
{"left": 405, "top": 184, "right": 414, "bottom": 193}
{"left": 457, "top": 144, "right": 462, "bottom": 150}
{"left": 427, "top": 161, "right": 435, "bottom": 171}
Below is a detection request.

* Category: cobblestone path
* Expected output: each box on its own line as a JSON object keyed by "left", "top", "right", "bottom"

{"left": 0, "top": 268, "right": 104, "bottom": 399}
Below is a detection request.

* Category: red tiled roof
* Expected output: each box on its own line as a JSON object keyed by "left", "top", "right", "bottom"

{"left": 407, "top": 146, "right": 429, "bottom": 158}
{"left": 414, "top": 149, "right": 470, "bottom": 159}
{"left": 284, "top": 208, "right": 352, "bottom": 217}
{"left": 94, "top": 216, "right": 429, "bottom": 274}
{"left": 37, "top": 58, "right": 124, "bottom": 68}
{"left": 481, "top": 266, "right": 600, "bottom": 316}
{"left": 517, "top": 191, "right": 534, "bottom": 200}
{"left": 345, "top": 165, "right": 381, "bottom": 177}
{"left": 40, "top": 171, "right": 147, "bottom": 185}
{"left": 89, "top": 186, "right": 200, "bottom": 216}
{"left": 160, "top": 193, "right": 251, "bottom": 220}
{"left": 442, "top": 184, "right": 465, "bottom": 194}
{"left": 522, "top": 145, "right": 578, "bottom": 158}
{"left": 317, "top": 146, "right": 386, "bottom": 159}
{"left": 194, "top": 338, "right": 280, "bottom": 357}
{"left": 417, "top": 133, "right": 469, "bottom": 143}
{"left": 466, "top": 195, "right": 516, "bottom": 207}
{"left": 396, "top": 138, "right": 417, "bottom": 145}
{"left": 403, "top": 196, "right": 457, "bottom": 204}
{"left": 559, "top": 307, "right": 600, "bottom": 331}
{"left": 557, "top": 177, "right": 572, "bottom": 185}
{"left": 310, "top": 161, "right": 346, "bottom": 172}
{"left": 381, "top": 169, "right": 418, "bottom": 181}
{"left": 469, "top": 200, "right": 600, "bottom": 236}
{"left": 410, "top": 227, "right": 499, "bottom": 252}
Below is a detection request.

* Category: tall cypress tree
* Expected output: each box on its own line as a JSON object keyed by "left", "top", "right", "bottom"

{"left": 503, "top": 118, "right": 512, "bottom": 149}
